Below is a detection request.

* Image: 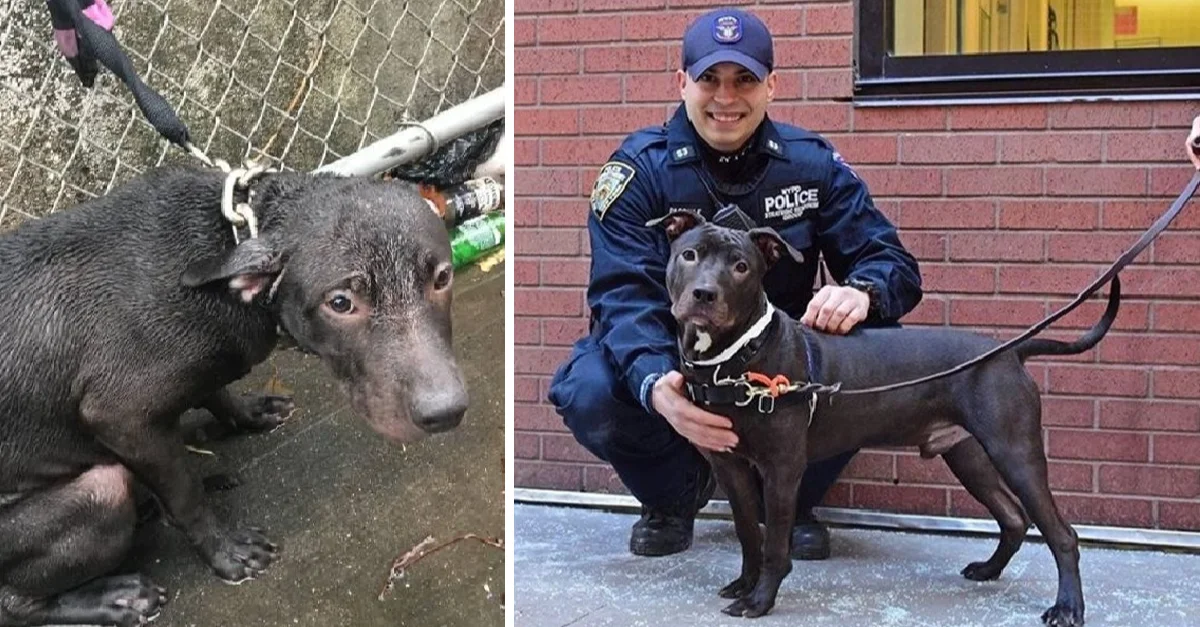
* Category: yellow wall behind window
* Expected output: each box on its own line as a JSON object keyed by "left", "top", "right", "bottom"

{"left": 894, "top": 0, "right": 926, "bottom": 55}
{"left": 1070, "top": 0, "right": 1116, "bottom": 50}
{"left": 1114, "top": 0, "right": 1200, "bottom": 48}
{"left": 894, "top": 0, "right": 1199, "bottom": 56}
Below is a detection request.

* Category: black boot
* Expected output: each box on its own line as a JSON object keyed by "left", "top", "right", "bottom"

{"left": 787, "top": 450, "right": 856, "bottom": 561}
{"left": 789, "top": 509, "right": 831, "bottom": 561}
{"left": 629, "top": 468, "right": 717, "bottom": 557}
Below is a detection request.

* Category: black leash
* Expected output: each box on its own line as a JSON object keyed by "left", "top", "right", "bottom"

{"left": 47, "top": 0, "right": 201, "bottom": 157}
{"left": 832, "top": 170, "right": 1200, "bottom": 397}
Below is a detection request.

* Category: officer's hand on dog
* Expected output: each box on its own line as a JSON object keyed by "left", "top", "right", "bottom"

{"left": 1187, "top": 115, "right": 1200, "bottom": 170}
{"left": 652, "top": 372, "right": 739, "bottom": 452}
{"left": 801, "top": 285, "right": 870, "bottom": 335}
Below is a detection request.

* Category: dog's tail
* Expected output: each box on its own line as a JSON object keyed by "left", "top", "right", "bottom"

{"left": 1016, "top": 275, "right": 1121, "bottom": 361}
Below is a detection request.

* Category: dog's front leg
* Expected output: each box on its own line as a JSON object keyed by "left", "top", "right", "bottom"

{"left": 724, "top": 459, "right": 803, "bottom": 618}
{"left": 709, "top": 454, "right": 763, "bottom": 604}
{"left": 202, "top": 385, "right": 295, "bottom": 434}
{"left": 82, "top": 408, "right": 277, "bottom": 584}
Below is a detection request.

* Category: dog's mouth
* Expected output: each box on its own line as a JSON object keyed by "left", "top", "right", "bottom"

{"left": 672, "top": 299, "right": 730, "bottom": 330}
{"left": 342, "top": 383, "right": 430, "bottom": 445}
{"left": 676, "top": 310, "right": 737, "bottom": 358}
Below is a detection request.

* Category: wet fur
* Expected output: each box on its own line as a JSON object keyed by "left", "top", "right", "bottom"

{"left": 0, "top": 166, "right": 466, "bottom": 626}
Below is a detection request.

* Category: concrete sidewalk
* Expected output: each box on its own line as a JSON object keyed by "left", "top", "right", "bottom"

{"left": 124, "top": 263, "right": 505, "bottom": 627}
{"left": 515, "top": 503, "right": 1200, "bottom": 626}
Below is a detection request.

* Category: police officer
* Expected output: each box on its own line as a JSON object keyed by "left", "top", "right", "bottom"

{"left": 548, "top": 8, "right": 923, "bottom": 559}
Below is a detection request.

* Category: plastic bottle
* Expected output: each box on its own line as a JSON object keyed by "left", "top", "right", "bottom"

{"left": 420, "top": 177, "right": 504, "bottom": 229}
{"left": 450, "top": 212, "right": 505, "bottom": 269}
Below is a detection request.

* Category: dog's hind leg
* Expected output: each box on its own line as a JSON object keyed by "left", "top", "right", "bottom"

{"left": 942, "top": 436, "right": 1030, "bottom": 581}
{"left": 201, "top": 386, "right": 294, "bottom": 434}
{"left": 973, "top": 389, "right": 1084, "bottom": 627}
{"left": 0, "top": 465, "right": 167, "bottom": 627}
{"left": 710, "top": 455, "right": 764, "bottom": 602}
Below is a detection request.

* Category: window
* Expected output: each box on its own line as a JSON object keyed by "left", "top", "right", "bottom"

{"left": 856, "top": 0, "right": 1200, "bottom": 103}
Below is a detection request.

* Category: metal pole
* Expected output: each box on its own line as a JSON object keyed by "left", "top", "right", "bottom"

{"left": 315, "top": 86, "right": 506, "bottom": 177}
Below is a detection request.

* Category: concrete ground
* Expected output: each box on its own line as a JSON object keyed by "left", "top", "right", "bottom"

{"left": 123, "top": 263, "right": 505, "bottom": 627}
{"left": 515, "top": 504, "right": 1200, "bottom": 627}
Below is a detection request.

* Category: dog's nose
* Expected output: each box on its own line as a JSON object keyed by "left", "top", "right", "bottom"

{"left": 415, "top": 406, "right": 465, "bottom": 433}
{"left": 413, "top": 388, "right": 468, "bottom": 434}
{"left": 692, "top": 286, "right": 718, "bottom": 304}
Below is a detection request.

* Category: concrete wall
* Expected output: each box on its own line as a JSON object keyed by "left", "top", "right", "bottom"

{"left": 513, "top": 0, "right": 1200, "bottom": 531}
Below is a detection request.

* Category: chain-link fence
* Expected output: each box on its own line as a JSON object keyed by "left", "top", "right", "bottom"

{"left": 0, "top": 0, "right": 505, "bottom": 229}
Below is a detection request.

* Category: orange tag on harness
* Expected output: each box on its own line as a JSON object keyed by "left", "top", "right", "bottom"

{"left": 746, "top": 372, "right": 791, "bottom": 397}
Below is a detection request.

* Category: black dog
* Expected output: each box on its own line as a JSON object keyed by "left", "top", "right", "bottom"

{"left": 0, "top": 166, "right": 468, "bottom": 626}
{"left": 653, "top": 210, "right": 1118, "bottom": 626}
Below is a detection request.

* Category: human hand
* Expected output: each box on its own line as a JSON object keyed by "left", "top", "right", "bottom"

{"left": 801, "top": 285, "right": 870, "bottom": 334}
{"left": 48, "top": 0, "right": 115, "bottom": 86}
{"left": 651, "top": 371, "right": 739, "bottom": 452}
{"left": 1188, "top": 115, "right": 1200, "bottom": 170}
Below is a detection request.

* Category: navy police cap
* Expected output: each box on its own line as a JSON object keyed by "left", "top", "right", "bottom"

{"left": 682, "top": 8, "right": 773, "bottom": 81}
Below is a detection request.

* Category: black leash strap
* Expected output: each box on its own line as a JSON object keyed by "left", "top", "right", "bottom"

{"left": 48, "top": 0, "right": 192, "bottom": 147}
{"left": 834, "top": 170, "right": 1200, "bottom": 397}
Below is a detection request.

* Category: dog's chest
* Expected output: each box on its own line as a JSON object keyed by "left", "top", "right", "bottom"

{"left": 729, "top": 405, "right": 812, "bottom": 461}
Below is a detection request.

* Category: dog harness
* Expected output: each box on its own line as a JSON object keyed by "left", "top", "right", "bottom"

{"left": 681, "top": 303, "right": 840, "bottom": 417}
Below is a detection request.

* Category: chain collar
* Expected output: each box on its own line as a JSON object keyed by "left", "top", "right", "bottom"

{"left": 215, "top": 159, "right": 277, "bottom": 244}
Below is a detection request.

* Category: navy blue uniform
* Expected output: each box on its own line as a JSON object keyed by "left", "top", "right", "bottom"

{"left": 549, "top": 105, "right": 922, "bottom": 511}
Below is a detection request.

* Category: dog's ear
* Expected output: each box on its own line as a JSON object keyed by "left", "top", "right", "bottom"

{"left": 748, "top": 228, "right": 804, "bottom": 267}
{"left": 645, "top": 209, "right": 705, "bottom": 242}
{"left": 182, "top": 239, "right": 283, "bottom": 303}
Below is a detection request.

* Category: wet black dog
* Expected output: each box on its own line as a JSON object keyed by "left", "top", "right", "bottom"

{"left": 0, "top": 166, "right": 468, "bottom": 626}
{"left": 653, "top": 210, "right": 1118, "bottom": 626}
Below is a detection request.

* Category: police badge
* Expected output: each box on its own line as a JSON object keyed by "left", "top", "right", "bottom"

{"left": 591, "top": 161, "right": 636, "bottom": 220}
{"left": 713, "top": 15, "right": 742, "bottom": 43}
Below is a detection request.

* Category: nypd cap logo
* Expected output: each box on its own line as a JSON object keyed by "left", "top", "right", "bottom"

{"left": 713, "top": 15, "right": 741, "bottom": 43}
{"left": 590, "top": 161, "right": 636, "bottom": 220}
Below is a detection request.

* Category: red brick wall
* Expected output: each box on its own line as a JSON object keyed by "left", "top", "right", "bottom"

{"left": 513, "top": 0, "right": 1200, "bottom": 531}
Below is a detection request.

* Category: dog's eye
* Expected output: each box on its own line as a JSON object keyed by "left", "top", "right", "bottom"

{"left": 681, "top": 249, "right": 697, "bottom": 262}
{"left": 433, "top": 264, "right": 453, "bottom": 291}
{"left": 734, "top": 260, "right": 749, "bottom": 274}
{"left": 327, "top": 294, "right": 354, "bottom": 314}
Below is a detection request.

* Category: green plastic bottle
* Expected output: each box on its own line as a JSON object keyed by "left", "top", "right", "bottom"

{"left": 450, "top": 212, "right": 505, "bottom": 268}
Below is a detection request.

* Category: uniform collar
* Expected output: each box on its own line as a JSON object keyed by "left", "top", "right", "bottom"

{"left": 665, "top": 104, "right": 787, "bottom": 166}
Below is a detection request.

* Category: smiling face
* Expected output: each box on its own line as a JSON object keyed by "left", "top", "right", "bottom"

{"left": 678, "top": 62, "right": 777, "bottom": 153}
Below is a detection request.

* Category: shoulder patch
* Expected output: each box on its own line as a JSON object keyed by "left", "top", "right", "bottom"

{"left": 832, "top": 151, "right": 860, "bottom": 180}
{"left": 590, "top": 161, "right": 636, "bottom": 220}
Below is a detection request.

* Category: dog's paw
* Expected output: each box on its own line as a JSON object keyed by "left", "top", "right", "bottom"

{"left": 202, "top": 472, "right": 243, "bottom": 492}
{"left": 1041, "top": 603, "right": 1085, "bottom": 627}
{"left": 238, "top": 393, "right": 295, "bottom": 432}
{"left": 718, "top": 576, "right": 756, "bottom": 599}
{"left": 58, "top": 573, "right": 168, "bottom": 627}
{"left": 960, "top": 560, "right": 1003, "bottom": 581}
{"left": 722, "top": 598, "right": 752, "bottom": 617}
{"left": 207, "top": 527, "right": 278, "bottom": 583}
{"left": 720, "top": 591, "right": 775, "bottom": 619}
